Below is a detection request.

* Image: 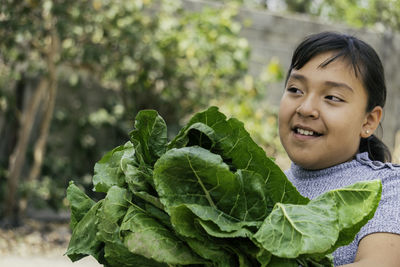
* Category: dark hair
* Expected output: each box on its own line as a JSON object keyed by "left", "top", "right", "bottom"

{"left": 286, "top": 31, "right": 391, "bottom": 162}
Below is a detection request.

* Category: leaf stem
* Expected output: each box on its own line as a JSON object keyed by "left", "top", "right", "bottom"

{"left": 187, "top": 155, "right": 216, "bottom": 208}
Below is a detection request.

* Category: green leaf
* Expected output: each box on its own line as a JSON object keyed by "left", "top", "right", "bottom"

{"left": 154, "top": 146, "right": 274, "bottom": 224}
{"left": 154, "top": 146, "right": 239, "bottom": 212}
{"left": 103, "top": 241, "right": 167, "bottom": 267}
{"left": 168, "top": 106, "right": 308, "bottom": 205}
{"left": 129, "top": 110, "right": 168, "bottom": 166}
{"left": 254, "top": 180, "right": 382, "bottom": 260}
{"left": 316, "top": 179, "right": 382, "bottom": 250}
{"left": 66, "top": 181, "right": 95, "bottom": 230}
{"left": 184, "top": 237, "right": 237, "bottom": 267}
{"left": 254, "top": 196, "right": 339, "bottom": 259}
{"left": 92, "top": 144, "right": 129, "bottom": 193}
{"left": 228, "top": 245, "right": 255, "bottom": 267}
{"left": 234, "top": 169, "right": 274, "bottom": 221}
{"left": 144, "top": 203, "right": 171, "bottom": 228}
{"left": 167, "top": 204, "right": 208, "bottom": 239}
{"left": 267, "top": 256, "right": 299, "bottom": 267}
{"left": 198, "top": 218, "right": 254, "bottom": 238}
{"left": 95, "top": 187, "right": 168, "bottom": 266}
{"left": 134, "top": 191, "right": 164, "bottom": 210}
{"left": 255, "top": 248, "right": 272, "bottom": 267}
{"left": 169, "top": 204, "right": 258, "bottom": 239}
{"left": 120, "top": 205, "right": 206, "bottom": 265}
{"left": 97, "top": 186, "right": 131, "bottom": 243}
{"left": 124, "top": 164, "right": 154, "bottom": 193}
{"left": 296, "top": 255, "right": 334, "bottom": 267}
{"left": 168, "top": 122, "right": 219, "bottom": 150}
{"left": 66, "top": 200, "right": 105, "bottom": 263}
{"left": 120, "top": 141, "right": 153, "bottom": 192}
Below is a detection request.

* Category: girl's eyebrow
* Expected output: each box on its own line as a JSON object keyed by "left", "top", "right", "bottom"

{"left": 288, "top": 73, "right": 354, "bottom": 93}
{"left": 287, "top": 73, "right": 307, "bottom": 83}
{"left": 324, "top": 81, "right": 354, "bottom": 93}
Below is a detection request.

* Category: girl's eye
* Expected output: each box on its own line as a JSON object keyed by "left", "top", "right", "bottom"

{"left": 325, "top": 95, "right": 344, "bottom": 102}
{"left": 287, "top": 87, "right": 302, "bottom": 94}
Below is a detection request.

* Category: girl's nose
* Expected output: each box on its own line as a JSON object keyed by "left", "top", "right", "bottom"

{"left": 295, "top": 99, "right": 319, "bottom": 119}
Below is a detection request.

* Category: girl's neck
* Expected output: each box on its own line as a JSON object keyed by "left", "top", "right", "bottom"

{"left": 290, "top": 152, "right": 368, "bottom": 179}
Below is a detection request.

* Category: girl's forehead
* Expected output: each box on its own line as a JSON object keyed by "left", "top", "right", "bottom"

{"left": 294, "top": 52, "right": 361, "bottom": 80}
{"left": 306, "top": 52, "right": 352, "bottom": 69}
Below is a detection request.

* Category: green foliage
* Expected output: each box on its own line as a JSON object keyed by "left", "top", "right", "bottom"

{"left": 1, "top": 0, "right": 251, "bottom": 121}
{"left": 0, "top": 0, "right": 262, "bottom": 212}
{"left": 66, "top": 107, "right": 382, "bottom": 266}
{"left": 216, "top": 0, "right": 400, "bottom": 31}
{"left": 310, "top": 0, "right": 400, "bottom": 31}
{"left": 55, "top": 0, "right": 251, "bottom": 122}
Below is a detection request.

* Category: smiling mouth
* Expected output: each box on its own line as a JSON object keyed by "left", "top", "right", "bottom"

{"left": 293, "top": 127, "right": 323, "bottom": 137}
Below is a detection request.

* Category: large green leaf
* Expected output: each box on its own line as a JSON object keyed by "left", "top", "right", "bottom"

{"left": 95, "top": 186, "right": 168, "bottom": 266}
{"left": 92, "top": 143, "right": 129, "bottom": 193}
{"left": 169, "top": 204, "right": 258, "bottom": 239}
{"left": 168, "top": 106, "right": 308, "bottom": 205}
{"left": 154, "top": 146, "right": 239, "bottom": 211}
{"left": 65, "top": 107, "right": 384, "bottom": 267}
{"left": 267, "top": 256, "right": 299, "bottom": 267}
{"left": 234, "top": 169, "right": 274, "bottom": 221}
{"left": 154, "top": 146, "right": 274, "bottom": 222}
{"left": 120, "top": 205, "right": 206, "bottom": 265}
{"left": 254, "top": 180, "right": 382, "bottom": 260}
{"left": 184, "top": 237, "right": 238, "bottom": 267}
{"left": 129, "top": 110, "right": 168, "bottom": 166}
{"left": 169, "top": 122, "right": 219, "bottom": 150}
{"left": 144, "top": 203, "right": 171, "bottom": 228}
{"left": 254, "top": 197, "right": 339, "bottom": 259}
{"left": 103, "top": 241, "right": 167, "bottom": 267}
{"left": 97, "top": 186, "right": 131, "bottom": 243}
{"left": 66, "top": 200, "right": 105, "bottom": 263}
{"left": 316, "top": 179, "right": 382, "bottom": 250}
{"left": 198, "top": 219, "right": 254, "bottom": 238}
{"left": 66, "top": 181, "right": 95, "bottom": 230}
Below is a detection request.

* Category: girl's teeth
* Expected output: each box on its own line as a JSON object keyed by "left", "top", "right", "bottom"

{"left": 297, "top": 128, "right": 314, "bottom": 136}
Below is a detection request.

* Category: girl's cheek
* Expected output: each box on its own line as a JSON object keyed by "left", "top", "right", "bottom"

{"left": 279, "top": 97, "right": 294, "bottom": 117}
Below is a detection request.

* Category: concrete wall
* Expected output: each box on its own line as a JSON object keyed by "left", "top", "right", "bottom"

{"left": 183, "top": 0, "right": 400, "bottom": 150}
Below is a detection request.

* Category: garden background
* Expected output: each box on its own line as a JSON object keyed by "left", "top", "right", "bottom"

{"left": 1, "top": 0, "right": 400, "bottom": 266}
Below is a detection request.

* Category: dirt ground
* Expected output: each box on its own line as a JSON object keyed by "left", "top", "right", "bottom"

{"left": 0, "top": 219, "right": 101, "bottom": 267}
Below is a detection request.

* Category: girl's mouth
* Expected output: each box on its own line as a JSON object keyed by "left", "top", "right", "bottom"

{"left": 293, "top": 127, "right": 323, "bottom": 137}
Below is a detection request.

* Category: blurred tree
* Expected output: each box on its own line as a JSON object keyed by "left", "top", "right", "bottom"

{"left": 0, "top": 0, "right": 254, "bottom": 225}
{"left": 0, "top": 0, "right": 60, "bottom": 226}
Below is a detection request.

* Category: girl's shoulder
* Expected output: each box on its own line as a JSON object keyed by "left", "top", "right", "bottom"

{"left": 355, "top": 153, "right": 400, "bottom": 192}
{"left": 356, "top": 152, "right": 400, "bottom": 174}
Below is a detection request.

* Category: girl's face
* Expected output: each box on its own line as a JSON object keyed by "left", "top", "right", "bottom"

{"left": 278, "top": 52, "right": 375, "bottom": 170}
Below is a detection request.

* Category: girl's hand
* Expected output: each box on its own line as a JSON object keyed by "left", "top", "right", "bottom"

{"left": 340, "top": 233, "right": 400, "bottom": 266}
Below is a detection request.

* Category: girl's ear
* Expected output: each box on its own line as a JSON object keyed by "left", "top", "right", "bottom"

{"left": 361, "top": 106, "right": 383, "bottom": 138}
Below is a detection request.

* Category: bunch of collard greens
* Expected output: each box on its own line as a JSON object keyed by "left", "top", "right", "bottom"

{"left": 66, "top": 106, "right": 382, "bottom": 267}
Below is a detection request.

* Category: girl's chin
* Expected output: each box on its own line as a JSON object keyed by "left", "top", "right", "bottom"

{"left": 288, "top": 154, "right": 329, "bottom": 170}
{"left": 288, "top": 148, "right": 359, "bottom": 170}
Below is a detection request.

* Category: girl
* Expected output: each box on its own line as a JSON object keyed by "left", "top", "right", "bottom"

{"left": 279, "top": 32, "right": 400, "bottom": 266}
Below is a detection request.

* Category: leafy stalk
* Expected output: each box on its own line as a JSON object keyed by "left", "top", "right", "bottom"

{"left": 66, "top": 106, "right": 382, "bottom": 267}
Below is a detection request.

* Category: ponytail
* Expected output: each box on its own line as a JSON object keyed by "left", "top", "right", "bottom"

{"left": 359, "top": 135, "right": 392, "bottom": 162}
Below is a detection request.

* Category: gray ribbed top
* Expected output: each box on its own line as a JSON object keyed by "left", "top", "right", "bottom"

{"left": 285, "top": 152, "right": 400, "bottom": 266}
